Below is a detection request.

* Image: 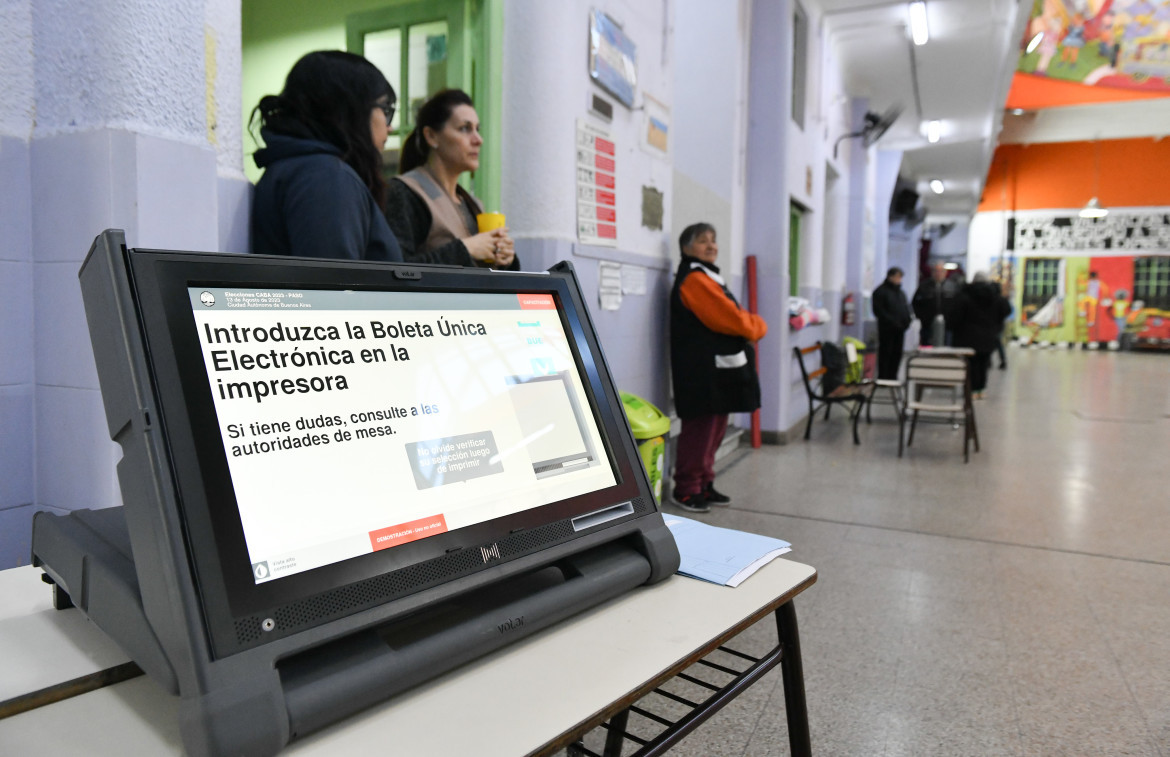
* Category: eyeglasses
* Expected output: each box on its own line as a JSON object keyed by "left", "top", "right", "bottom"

{"left": 376, "top": 100, "right": 396, "bottom": 123}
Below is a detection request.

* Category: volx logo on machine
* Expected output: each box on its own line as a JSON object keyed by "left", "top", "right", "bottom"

{"left": 480, "top": 543, "right": 501, "bottom": 563}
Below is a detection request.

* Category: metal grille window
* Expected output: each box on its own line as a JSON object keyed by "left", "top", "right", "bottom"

{"left": 1134, "top": 257, "right": 1170, "bottom": 311}
{"left": 1022, "top": 258, "right": 1061, "bottom": 310}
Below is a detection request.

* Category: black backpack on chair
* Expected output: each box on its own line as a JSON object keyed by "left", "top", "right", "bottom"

{"left": 820, "top": 341, "right": 847, "bottom": 394}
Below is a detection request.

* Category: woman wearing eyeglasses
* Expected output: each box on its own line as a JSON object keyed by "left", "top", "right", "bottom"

{"left": 385, "top": 89, "right": 518, "bottom": 269}
{"left": 250, "top": 51, "right": 403, "bottom": 261}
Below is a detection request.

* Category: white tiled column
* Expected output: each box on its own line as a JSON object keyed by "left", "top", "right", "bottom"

{"left": 0, "top": 0, "right": 244, "bottom": 568}
{"left": 0, "top": 0, "right": 38, "bottom": 566}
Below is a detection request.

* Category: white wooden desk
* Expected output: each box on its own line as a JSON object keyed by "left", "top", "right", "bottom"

{"left": 0, "top": 559, "right": 816, "bottom": 756}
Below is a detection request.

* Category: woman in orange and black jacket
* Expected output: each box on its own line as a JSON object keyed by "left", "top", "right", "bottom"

{"left": 669, "top": 223, "right": 767, "bottom": 514}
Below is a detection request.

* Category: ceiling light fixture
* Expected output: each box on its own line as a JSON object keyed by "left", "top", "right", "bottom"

{"left": 1011, "top": 108, "right": 1026, "bottom": 115}
{"left": 943, "top": 263, "right": 959, "bottom": 270}
{"left": 1079, "top": 141, "right": 1109, "bottom": 219}
{"left": 1026, "top": 32, "right": 1044, "bottom": 54}
{"left": 930, "top": 179, "right": 944, "bottom": 194}
{"left": 926, "top": 120, "right": 941, "bottom": 143}
{"left": 909, "top": 1, "right": 929, "bottom": 46}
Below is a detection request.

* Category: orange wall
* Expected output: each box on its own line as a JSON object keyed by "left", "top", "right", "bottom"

{"left": 979, "top": 138, "right": 1170, "bottom": 212}
{"left": 1006, "top": 73, "right": 1170, "bottom": 110}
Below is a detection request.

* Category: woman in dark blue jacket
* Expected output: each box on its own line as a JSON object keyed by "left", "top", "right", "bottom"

{"left": 250, "top": 51, "right": 403, "bottom": 261}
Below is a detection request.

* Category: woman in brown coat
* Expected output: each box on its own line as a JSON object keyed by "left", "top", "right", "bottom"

{"left": 384, "top": 89, "right": 518, "bottom": 269}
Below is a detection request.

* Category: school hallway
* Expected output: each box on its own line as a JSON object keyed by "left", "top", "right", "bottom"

{"left": 661, "top": 347, "right": 1170, "bottom": 756}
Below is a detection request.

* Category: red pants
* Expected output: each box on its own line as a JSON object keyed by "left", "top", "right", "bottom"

{"left": 674, "top": 414, "right": 728, "bottom": 497}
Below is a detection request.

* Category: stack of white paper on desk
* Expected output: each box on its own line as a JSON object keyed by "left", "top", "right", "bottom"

{"left": 663, "top": 516, "right": 792, "bottom": 587}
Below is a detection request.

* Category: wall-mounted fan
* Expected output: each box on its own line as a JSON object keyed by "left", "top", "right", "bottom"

{"left": 904, "top": 205, "right": 927, "bottom": 229}
{"left": 862, "top": 105, "right": 902, "bottom": 146}
{"left": 834, "top": 104, "right": 904, "bottom": 158}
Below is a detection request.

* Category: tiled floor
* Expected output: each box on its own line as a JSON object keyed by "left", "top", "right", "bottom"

{"left": 586, "top": 347, "right": 1170, "bottom": 756}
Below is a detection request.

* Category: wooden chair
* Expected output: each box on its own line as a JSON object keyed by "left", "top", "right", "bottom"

{"left": 793, "top": 343, "right": 874, "bottom": 445}
{"left": 898, "top": 353, "right": 979, "bottom": 462}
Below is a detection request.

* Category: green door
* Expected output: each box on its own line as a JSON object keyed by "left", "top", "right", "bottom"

{"left": 789, "top": 204, "right": 801, "bottom": 296}
{"left": 346, "top": 0, "right": 501, "bottom": 209}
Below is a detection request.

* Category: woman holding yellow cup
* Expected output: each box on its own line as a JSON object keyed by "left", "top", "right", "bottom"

{"left": 385, "top": 89, "right": 517, "bottom": 269}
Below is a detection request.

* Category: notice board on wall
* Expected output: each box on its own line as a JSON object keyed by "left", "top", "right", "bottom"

{"left": 576, "top": 119, "right": 618, "bottom": 247}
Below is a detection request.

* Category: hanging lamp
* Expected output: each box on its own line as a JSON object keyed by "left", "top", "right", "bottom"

{"left": 1079, "top": 197, "right": 1108, "bottom": 218}
{"left": 1079, "top": 141, "right": 1108, "bottom": 219}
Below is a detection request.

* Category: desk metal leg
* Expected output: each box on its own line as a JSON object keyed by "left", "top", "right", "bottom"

{"left": 569, "top": 599, "right": 812, "bottom": 757}
{"left": 776, "top": 601, "right": 811, "bottom": 757}
{"left": 602, "top": 709, "right": 631, "bottom": 757}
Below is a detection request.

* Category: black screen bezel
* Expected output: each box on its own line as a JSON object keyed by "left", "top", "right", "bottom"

{"left": 126, "top": 251, "right": 650, "bottom": 658}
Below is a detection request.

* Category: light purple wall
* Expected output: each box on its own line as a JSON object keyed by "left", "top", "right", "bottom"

{"left": 744, "top": 0, "right": 793, "bottom": 437}
{"left": 0, "top": 1, "right": 38, "bottom": 566}
{"left": 506, "top": 0, "right": 753, "bottom": 424}
{"left": 843, "top": 99, "right": 870, "bottom": 343}
{"left": 874, "top": 150, "right": 901, "bottom": 289}
{"left": 0, "top": 135, "right": 36, "bottom": 567}
{"left": 518, "top": 240, "right": 674, "bottom": 410}
{"left": 931, "top": 220, "right": 970, "bottom": 259}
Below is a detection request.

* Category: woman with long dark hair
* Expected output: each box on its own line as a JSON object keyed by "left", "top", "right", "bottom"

{"left": 250, "top": 51, "right": 402, "bottom": 261}
{"left": 385, "top": 89, "right": 517, "bottom": 269}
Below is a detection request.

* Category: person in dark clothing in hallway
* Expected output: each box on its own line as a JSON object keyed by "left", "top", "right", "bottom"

{"left": 250, "top": 51, "right": 403, "bottom": 261}
{"left": 954, "top": 271, "right": 1012, "bottom": 398}
{"left": 669, "top": 223, "right": 767, "bottom": 514}
{"left": 872, "top": 267, "right": 913, "bottom": 380}
{"left": 912, "top": 262, "right": 960, "bottom": 346}
{"left": 994, "top": 278, "right": 1013, "bottom": 369}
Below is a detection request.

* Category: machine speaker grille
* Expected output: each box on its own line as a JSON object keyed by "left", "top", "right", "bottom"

{"left": 232, "top": 517, "right": 586, "bottom": 650}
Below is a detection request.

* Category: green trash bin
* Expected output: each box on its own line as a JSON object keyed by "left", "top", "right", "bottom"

{"left": 620, "top": 391, "right": 671, "bottom": 504}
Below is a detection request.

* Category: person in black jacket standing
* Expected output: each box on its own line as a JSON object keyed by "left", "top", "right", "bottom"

{"left": 912, "top": 262, "right": 960, "bottom": 346}
{"left": 954, "top": 271, "right": 1012, "bottom": 398}
{"left": 872, "top": 267, "right": 913, "bottom": 380}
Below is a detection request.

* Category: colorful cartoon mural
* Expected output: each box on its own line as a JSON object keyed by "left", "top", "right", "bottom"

{"left": 1019, "top": 0, "right": 1170, "bottom": 92}
{"left": 998, "top": 253, "right": 1170, "bottom": 348}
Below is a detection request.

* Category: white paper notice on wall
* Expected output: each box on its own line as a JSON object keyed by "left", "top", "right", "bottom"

{"left": 620, "top": 264, "right": 647, "bottom": 295}
{"left": 599, "top": 261, "right": 623, "bottom": 311}
{"left": 577, "top": 119, "right": 618, "bottom": 247}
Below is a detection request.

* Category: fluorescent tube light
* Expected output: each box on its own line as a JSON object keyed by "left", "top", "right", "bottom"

{"left": 909, "top": 1, "right": 929, "bottom": 46}
{"left": 930, "top": 179, "right": 944, "bottom": 194}
{"left": 926, "top": 120, "right": 941, "bottom": 143}
{"left": 1026, "top": 32, "right": 1044, "bottom": 54}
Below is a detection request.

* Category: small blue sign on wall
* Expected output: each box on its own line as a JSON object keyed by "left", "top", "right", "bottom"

{"left": 589, "top": 10, "right": 637, "bottom": 108}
